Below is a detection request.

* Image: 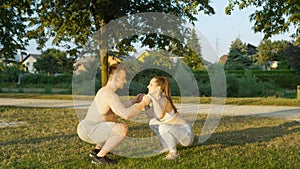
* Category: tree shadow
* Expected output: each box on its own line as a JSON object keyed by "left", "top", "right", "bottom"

{"left": 252, "top": 108, "right": 300, "bottom": 119}
{"left": 0, "top": 134, "right": 77, "bottom": 147}
{"left": 191, "top": 118, "right": 300, "bottom": 149}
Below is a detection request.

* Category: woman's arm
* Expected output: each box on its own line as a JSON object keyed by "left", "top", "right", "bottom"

{"left": 145, "top": 105, "right": 154, "bottom": 118}
{"left": 148, "top": 94, "right": 168, "bottom": 119}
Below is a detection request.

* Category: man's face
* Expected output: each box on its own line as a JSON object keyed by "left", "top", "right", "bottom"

{"left": 116, "top": 70, "right": 127, "bottom": 89}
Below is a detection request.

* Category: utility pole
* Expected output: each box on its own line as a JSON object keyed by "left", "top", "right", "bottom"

{"left": 215, "top": 34, "right": 219, "bottom": 56}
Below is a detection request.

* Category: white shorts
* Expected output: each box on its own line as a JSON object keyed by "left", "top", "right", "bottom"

{"left": 77, "top": 120, "right": 116, "bottom": 145}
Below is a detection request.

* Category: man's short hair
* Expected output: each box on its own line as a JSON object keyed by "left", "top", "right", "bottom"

{"left": 108, "top": 64, "right": 126, "bottom": 79}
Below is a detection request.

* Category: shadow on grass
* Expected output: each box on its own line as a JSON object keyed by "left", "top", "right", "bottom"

{"left": 0, "top": 133, "right": 77, "bottom": 147}
{"left": 193, "top": 118, "right": 300, "bottom": 148}
{"left": 254, "top": 108, "right": 300, "bottom": 119}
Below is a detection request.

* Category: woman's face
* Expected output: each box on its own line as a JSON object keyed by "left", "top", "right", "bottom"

{"left": 147, "top": 78, "right": 159, "bottom": 94}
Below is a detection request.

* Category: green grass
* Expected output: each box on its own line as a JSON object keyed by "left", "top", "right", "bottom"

{"left": 0, "top": 93, "right": 300, "bottom": 106}
{"left": 1, "top": 106, "right": 299, "bottom": 168}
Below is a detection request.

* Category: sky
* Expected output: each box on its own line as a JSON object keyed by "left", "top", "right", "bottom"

{"left": 195, "top": 1, "right": 293, "bottom": 56}
{"left": 26, "top": 1, "right": 293, "bottom": 57}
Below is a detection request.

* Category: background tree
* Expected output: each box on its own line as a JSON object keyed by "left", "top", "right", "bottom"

{"left": 253, "top": 39, "right": 289, "bottom": 70}
{"left": 284, "top": 42, "right": 300, "bottom": 74}
{"left": 253, "top": 39, "right": 273, "bottom": 70}
{"left": 34, "top": 48, "right": 75, "bottom": 75}
{"left": 27, "top": 0, "right": 215, "bottom": 86}
{"left": 183, "top": 29, "right": 205, "bottom": 70}
{"left": 225, "top": 0, "right": 300, "bottom": 44}
{"left": 0, "top": 0, "right": 33, "bottom": 58}
{"left": 0, "top": 64, "right": 20, "bottom": 82}
{"left": 225, "top": 38, "right": 252, "bottom": 70}
{"left": 143, "top": 50, "right": 173, "bottom": 70}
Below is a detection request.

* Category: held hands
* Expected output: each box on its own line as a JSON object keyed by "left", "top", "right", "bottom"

{"left": 141, "top": 95, "right": 151, "bottom": 106}
{"left": 133, "top": 93, "right": 145, "bottom": 104}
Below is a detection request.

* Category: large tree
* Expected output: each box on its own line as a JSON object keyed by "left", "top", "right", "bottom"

{"left": 225, "top": 0, "right": 300, "bottom": 44}
{"left": 27, "top": 0, "right": 215, "bottom": 86}
{"left": 0, "top": 0, "right": 34, "bottom": 58}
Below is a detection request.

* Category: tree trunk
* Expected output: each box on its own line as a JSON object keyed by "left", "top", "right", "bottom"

{"left": 91, "top": 1, "right": 108, "bottom": 87}
{"left": 99, "top": 19, "right": 108, "bottom": 86}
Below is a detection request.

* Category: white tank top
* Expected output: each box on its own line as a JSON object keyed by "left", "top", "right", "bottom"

{"left": 160, "top": 109, "right": 177, "bottom": 122}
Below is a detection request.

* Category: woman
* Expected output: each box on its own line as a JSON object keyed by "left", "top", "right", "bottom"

{"left": 144, "top": 76, "right": 194, "bottom": 160}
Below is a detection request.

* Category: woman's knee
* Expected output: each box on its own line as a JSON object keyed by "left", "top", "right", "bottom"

{"left": 158, "top": 124, "right": 169, "bottom": 133}
{"left": 113, "top": 123, "right": 128, "bottom": 136}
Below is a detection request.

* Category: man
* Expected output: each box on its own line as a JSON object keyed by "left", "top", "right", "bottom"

{"left": 77, "top": 63, "right": 149, "bottom": 164}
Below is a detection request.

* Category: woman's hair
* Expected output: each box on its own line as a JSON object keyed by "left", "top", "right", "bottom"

{"left": 153, "top": 76, "right": 177, "bottom": 113}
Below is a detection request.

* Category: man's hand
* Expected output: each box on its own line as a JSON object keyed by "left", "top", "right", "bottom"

{"left": 133, "top": 93, "right": 145, "bottom": 104}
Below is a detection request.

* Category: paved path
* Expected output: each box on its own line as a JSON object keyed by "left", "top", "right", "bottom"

{"left": 0, "top": 98, "right": 300, "bottom": 121}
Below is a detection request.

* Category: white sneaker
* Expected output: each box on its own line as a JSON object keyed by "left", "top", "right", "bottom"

{"left": 164, "top": 152, "right": 180, "bottom": 160}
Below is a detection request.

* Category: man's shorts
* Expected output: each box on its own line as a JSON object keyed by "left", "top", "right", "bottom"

{"left": 77, "top": 120, "right": 116, "bottom": 145}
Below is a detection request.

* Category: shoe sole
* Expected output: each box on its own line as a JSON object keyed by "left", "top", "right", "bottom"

{"left": 91, "top": 160, "right": 103, "bottom": 165}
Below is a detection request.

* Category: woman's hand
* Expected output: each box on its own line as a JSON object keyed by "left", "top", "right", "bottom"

{"left": 142, "top": 95, "right": 151, "bottom": 106}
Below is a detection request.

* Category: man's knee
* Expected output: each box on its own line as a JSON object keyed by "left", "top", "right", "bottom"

{"left": 113, "top": 123, "right": 128, "bottom": 136}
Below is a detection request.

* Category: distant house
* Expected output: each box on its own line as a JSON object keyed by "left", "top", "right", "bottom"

{"left": 73, "top": 52, "right": 124, "bottom": 74}
{"left": 219, "top": 54, "right": 228, "bottom": 65}
{"left": 135, "top": 49, "right": 183, "bottom": 63}
{"left": 135, "top": 49, "right": 150, "bottom": 62}
{"left": 21, "top": 54, "right": 41, "bottom": 73}
{"left": 247, "top": 43, "right": 258, "bottom": 56}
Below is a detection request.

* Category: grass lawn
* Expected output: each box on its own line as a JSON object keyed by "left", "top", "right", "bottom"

{"left": 0, "top": 106, "right": 299, "bottom": 169}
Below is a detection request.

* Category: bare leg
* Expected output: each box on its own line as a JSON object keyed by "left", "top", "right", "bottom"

{"left": 95, "top": 144, "right": 102, "bottom": 150}
{"left": 97, "top": 123, "right": 128, "bottom": 157}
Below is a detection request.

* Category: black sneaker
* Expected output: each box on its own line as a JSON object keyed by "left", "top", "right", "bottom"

{"left": 91, "top": 156, "right": 117, "bottom": 165}
{"left": 89, "top": 149, "right": 100, "bottom": 158}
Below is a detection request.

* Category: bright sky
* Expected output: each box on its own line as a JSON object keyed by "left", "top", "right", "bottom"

{"left": 195, "top": 1, "right": 293, "bottom": 56}
{"left": 26, "top": 1, "right": 293, "bottom": 57}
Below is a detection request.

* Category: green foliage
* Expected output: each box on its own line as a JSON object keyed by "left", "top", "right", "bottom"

{"left": 143, "top": 50, "right": 174, "bottom": 70}
{"left": 43, "top": 85, "right": 52, "bottom": 94}
{"left": 183, "top": 29, "right": 205, "bottom": 70}
{"left": 1, "top": 65, "right": 20, "bottom": 82}
{"left": 27, "top": 0, "right": 215, "bottom": 56}
{"left": 225, "top": 38, "right": 253, "bottom": 70}
{"left": 226, "top": 74, "right": 240, "bottom": 97}
{"left": 20, "top": 74, "right": 72, "bottom": 85}
{"left": 284, "top": 42, "right": 300, "bottom": 74}
{"left": 253, "top": 39, "right": 289, "bottom": 70}
{"left": 34, "top": 48, "right": 75, "bottom": 75}
{"left": 0, "top": 0, "right": 33, "bottom": 58}
{"left": 225, "top": 0, "right": 300, "bottom": 44}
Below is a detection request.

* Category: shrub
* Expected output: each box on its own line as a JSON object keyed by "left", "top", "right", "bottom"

{"left": 1, "top": 65, "right": 19, "bottom": 82}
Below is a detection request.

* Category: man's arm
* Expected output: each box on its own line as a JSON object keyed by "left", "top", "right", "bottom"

{"left": 122, "top": 94, "right": 144, "bottom": 107}
{"left": 108, "top": 93, "right": 148, "bottom": 120}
